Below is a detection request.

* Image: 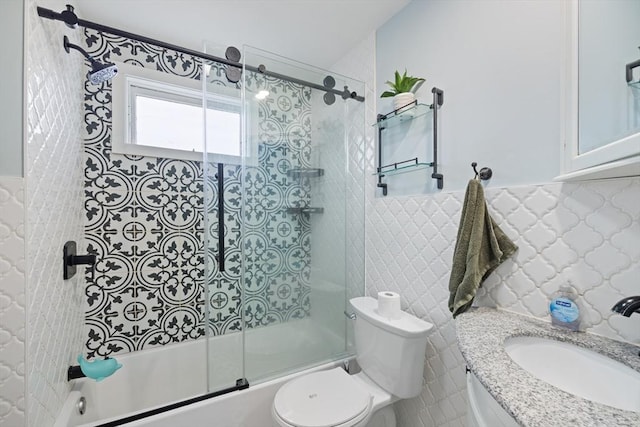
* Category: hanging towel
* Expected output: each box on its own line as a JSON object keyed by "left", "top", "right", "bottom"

{"left": 448, "top": 179, "right": 517, "bottom": 318}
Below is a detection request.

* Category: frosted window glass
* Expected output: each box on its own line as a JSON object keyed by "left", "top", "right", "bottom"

{"left": 133, "top": 91, "right": 240, "bottom": 157}
{"left": 135, "top": 96, "right": 204, "bottom": 152}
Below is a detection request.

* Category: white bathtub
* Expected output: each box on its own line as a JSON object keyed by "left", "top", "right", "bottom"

{"left": 55, "top": 319, "right": 348, "bottom": 427}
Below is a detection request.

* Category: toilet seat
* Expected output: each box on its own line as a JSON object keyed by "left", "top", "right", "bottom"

{"left": 273, "top": 367, "right": 373, "bottom": 427}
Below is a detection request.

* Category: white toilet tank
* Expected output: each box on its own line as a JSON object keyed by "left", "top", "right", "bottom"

{"left": 350, "top": 297, "right": 433, "bottom": 399}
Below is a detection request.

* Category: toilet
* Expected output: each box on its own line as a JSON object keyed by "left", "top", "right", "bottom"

{"left": 272, "top": 296, "right": 433, "bottom": 427}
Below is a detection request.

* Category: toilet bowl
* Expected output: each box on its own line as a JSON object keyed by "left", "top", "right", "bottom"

{"left": 272, "top": 296, "right": 433, "bottom": 427}
{"left": 272, "top": 367, "right": 397, "bottom": 427}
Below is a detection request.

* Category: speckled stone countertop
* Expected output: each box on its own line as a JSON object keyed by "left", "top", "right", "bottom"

{"left": 456, "top": 308, "right": 640, "bottom": 427}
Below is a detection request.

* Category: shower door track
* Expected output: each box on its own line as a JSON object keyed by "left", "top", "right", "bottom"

{"left": 37, "top": 5, "right": 365, "bottom": 102}
{"left": 94, "top": 378, "right": 249, "bottom": 427}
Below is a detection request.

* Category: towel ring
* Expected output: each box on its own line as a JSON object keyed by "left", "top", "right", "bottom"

{"left": 471, "top": 162, "right": 492, "bottom": 180}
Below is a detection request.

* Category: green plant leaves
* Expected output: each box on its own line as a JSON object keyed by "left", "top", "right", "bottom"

{"left": 380, "top": 69, "right": 426, "bottom": 97}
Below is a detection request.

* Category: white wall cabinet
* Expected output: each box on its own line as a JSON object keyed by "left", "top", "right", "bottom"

{"left": 557, "top": 0, "right": 640, "bottom": 181}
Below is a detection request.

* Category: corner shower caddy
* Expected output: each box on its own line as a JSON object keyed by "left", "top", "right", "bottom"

{"left": 374, "top": 87, "right": 444, "bottom": 195}
{"left": 285, "top": 167, "right": 325, "bottom": 215}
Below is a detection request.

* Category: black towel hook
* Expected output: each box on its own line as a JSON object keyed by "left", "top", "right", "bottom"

{"left": 471, "top": 162, "right": 493, "bottom": 180}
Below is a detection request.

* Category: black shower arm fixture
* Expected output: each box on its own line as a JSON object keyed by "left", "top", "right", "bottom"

{"left": 36, "top": 4, "right": 365, "bottom": 103}
{"left": 63, "top": 35, "right": 96, "bottom": 64}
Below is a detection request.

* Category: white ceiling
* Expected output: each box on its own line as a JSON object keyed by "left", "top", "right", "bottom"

{"left": 73, "top": 0, "right": 411, "bottom": 69}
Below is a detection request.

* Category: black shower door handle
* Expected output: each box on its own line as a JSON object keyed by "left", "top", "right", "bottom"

{"left": 217, "top": 163, "right": 225, "bottom": 272}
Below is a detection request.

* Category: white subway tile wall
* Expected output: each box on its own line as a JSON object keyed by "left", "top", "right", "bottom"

{"left": 0, "top": 177, "right": 26, "bottom": 426}
{"left": 368, "top": 178, "right": 640, "bottom": 427}
{"left": 25, "top": 0, "right": 86, "bottom": 424}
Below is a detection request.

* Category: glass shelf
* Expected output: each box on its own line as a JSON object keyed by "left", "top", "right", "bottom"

{"left": 287, "top": 168, "right": 324, "bottom": 178}
{"left": 372, "top": 161, "right": 434, "bottom": 177}
{"left": 374, "top": 87, "right": 444, "bottom": 195}
{"left": 373, "top": 103, "right": 432, "bottom": 129}
{"left": 285, "top": 207, "right": 324, "bottom": 214}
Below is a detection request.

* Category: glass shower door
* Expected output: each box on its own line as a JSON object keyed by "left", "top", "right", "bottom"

{"left": 202, "top": 47, "right": 246, "bottom": 391}
{"left": 241, "top": 46, "right": 366, "bottom": 382}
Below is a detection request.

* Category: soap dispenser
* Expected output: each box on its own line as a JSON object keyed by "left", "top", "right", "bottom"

{"left": 549, "top": 283, "right": 580, "bottom": 331}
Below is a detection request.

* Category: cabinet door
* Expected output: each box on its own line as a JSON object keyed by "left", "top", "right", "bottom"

{"left": 558, "top": 0, "right": 640, "bottom": 181}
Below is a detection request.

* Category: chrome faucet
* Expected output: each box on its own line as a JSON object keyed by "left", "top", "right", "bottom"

{"left": 611, "top": 296, "right": 640, "bottom": 317}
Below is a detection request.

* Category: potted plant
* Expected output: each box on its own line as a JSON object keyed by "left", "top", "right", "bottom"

{"left": 380, "top": 70, "right": 425, "bottom": 112}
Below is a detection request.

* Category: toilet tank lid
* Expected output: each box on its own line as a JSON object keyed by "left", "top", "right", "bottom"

{"left": 350, "top": 297, "right": 434, "bottom": 338}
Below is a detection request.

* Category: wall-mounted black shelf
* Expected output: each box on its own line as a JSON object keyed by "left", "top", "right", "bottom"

{"left": 372, "top": 158, "right": 434, "bottom": 177}
{"left": 287, "top": 168, "right": 325, "bottom": 178}
{"left": 286, "top": 207, "right": 324, "bottom": 214}
{"left": 375, "top": 88, "right": 444, "bottom": 196}
{"left": 373, "top": 103, "right": 433, "bottom": 129}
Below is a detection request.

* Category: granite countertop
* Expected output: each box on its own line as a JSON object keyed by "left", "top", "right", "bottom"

{"left": 456, "top": 307, "right": 640, "bottom": 427}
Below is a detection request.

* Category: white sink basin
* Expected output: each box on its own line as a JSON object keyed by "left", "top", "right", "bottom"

{"left": 504, "top": 336, "right": 640, "bottom": 413}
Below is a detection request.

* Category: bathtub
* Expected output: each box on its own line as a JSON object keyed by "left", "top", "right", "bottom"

{"left": 55, "top": 318, "right": 348, "bottom": 426}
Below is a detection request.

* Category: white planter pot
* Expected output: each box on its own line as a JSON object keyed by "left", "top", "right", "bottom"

{"left": 393, "top": 92, "right": 416, "bottom": 113}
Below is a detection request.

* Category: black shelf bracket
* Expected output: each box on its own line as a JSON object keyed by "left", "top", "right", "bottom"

{"left": 626, "top": 47, "right": 640, "bottom": 83}
{"left": 431, "top": 87, "right": 444, "bottom": 190}
{"left": 376, "top": 113, "right": 388, "bottom": 196}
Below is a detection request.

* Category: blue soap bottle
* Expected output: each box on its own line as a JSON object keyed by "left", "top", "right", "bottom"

{"left": 549, "top": 284, "right": 580, "bottom": 331}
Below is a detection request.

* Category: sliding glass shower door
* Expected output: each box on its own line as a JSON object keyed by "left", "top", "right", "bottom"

{"left": 240, "top": 46, "right": 366, "bottom": 382}
{"left": 202, "top": 49, "right": 246, "bottom": 391}
{"left": 203, "top": 43, "right": 365, "bottom": 391}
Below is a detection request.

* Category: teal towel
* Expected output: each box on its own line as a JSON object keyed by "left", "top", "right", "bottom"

{"left": 448, "top": 179, "right": 518, "bottom": 318}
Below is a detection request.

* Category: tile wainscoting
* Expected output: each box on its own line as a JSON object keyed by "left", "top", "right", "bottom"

{"left": 367, "top": 178, "right": 640, "bottom": 427}
{"left": 0, "top": 176, "right": 25, "bottom": 426}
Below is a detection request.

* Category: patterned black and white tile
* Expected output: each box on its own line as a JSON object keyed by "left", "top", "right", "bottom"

{"left": 82, "top": 29, "right": 313, "bottom": 356}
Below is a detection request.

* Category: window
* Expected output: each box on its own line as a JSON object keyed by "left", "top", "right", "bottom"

{"left": 112, "top": 62, "right": 241, "bottom": 162}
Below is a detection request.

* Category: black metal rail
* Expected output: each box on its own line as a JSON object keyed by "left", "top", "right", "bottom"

{"left": 95, "top": 378, "right": 249, "bottom": 427}
{"left": 36, "top": 5, "right": 364, "bottom": 102}
{"left": 379, "top": 157, "right": 419, "bottom": 172}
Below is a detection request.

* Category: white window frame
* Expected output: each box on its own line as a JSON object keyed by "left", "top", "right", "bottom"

{"left": 112, "top": 61, "right": 243, "bottom": 164}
